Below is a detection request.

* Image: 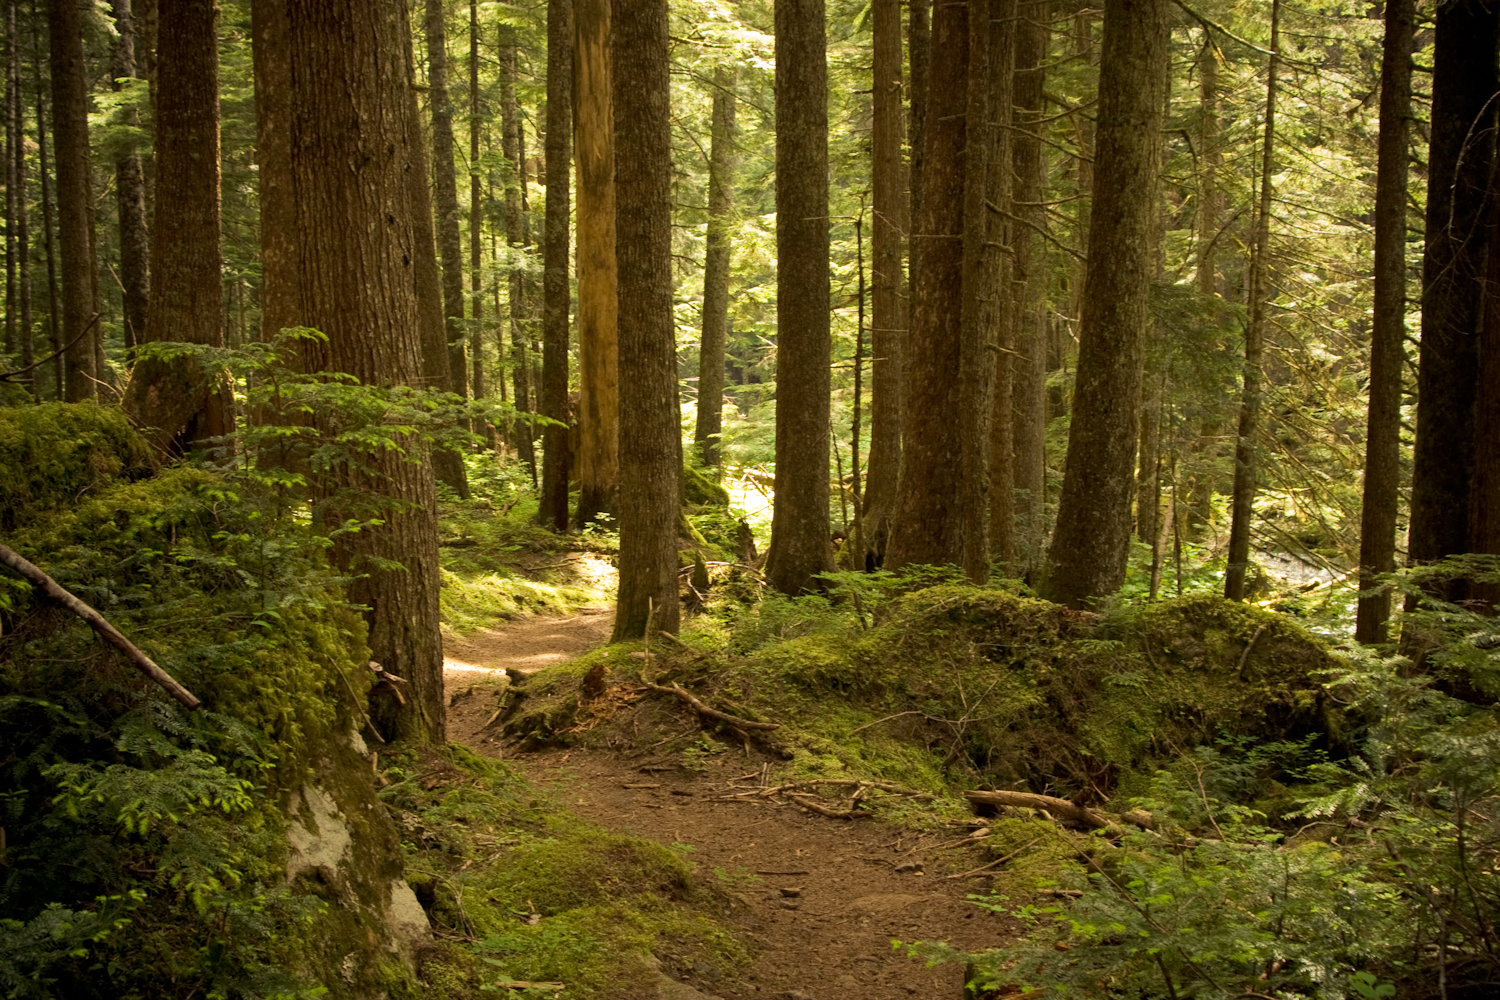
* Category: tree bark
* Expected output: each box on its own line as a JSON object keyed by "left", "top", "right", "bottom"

{"left": 426, "top": 0, "right": 469, "bottom": 400}
{"left": 1009, "top": 0, "right": 1048, "bottom": 583}
{"left": 111, "top": 0, "right": 150, "bottom": 353}
{"left": 763, "top": 0, "right": 834, "bottom": 595}
{"left": 1355, "top": 0, "right": 1413, "bottom": 644}
{"left": 862, "top": 0, "right": 905, "bottom": 566}
{"left": 1041, "top": 0, "right": 1168, "bottom": 609}
{"left": 468, "top": 0, "right": 486, "bottom": 402}
{"left": 885, "top": 0, "right": 975, "bottom": 574}
{"left": 48, "top": 0, "right": 98, "bottom": 401}
{"left": 1405, "top": 1, "right": 1499, "bottom": 610}
{"left": 123, "top": 0, "right": 230, "bottom": 458}
{"left": 611, "top": 0, "right": 680, "bottom": 640}
{"left": 1186, "top": 30, "right": 1223, "bottom": 532}
{"left": 539, "top": 0, "right": 572, "bottom": 532}
{"left": 986, "top": 0, "right": 1018, "bottom": 576}
{"left": 33, "top": 25, "right": 61, "bottom": 400}
{"left": 1224, "top": 0, "right": 1279, "bottom": 603}
{"left": 253, "top": 0, "right": 446, "bottom": 743}
{"left": 9, "top": 0, "right": 32, "bottom": 399}
{"left": 907, "top": 0, "right": 929, "bottom": 306}
{"left": 574, "top": 0, "right": 619, "bottom": 524}
{"left": 694, "top": 65, "right": 736, "bottom": 471}
{"left": 499, "top": 30, "right": 536, "bottom": 479}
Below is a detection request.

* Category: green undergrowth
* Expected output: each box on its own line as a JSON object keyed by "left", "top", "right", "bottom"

{"left": 378, "top": 743, "right": 748, "bottom": 1000}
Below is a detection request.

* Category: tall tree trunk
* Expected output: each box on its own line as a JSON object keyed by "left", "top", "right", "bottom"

{"left": 10, "top": 0, "right": 33, "bottom": 399}
{"left": 862, "top": 0, "right": 905, "bottom": 567}
{"left": 123, "top": 0, "right": 230, "bottom": 458}
{"left": 1041, "top": 0, "right": 1168, "bottom": 609}
{"left": 611, "top": 0, "right": 679, "bottom": 640}
{"left": 763, "top": 0, "right": 834, "bottom": 595}
{"left": 1474, "top": 188, "right": 1500, "bottom": 615}
{"left": 573, "top": 0, "right": 618, "bottom": 523}
{"left": 986, "top": 0, "right": 1018, "bottom": 575}
{"left": 426, "top": 0, "right": 469, "bottom": 400}
{"left": 539, "top": 0, "right": 572, "bottom": 531}
{"left": 1187, "top": 31, "right": 1223, "bottom": 530}
{"left": 33, "top": 26, "right": 61, "bottom": 399}
{"left": 1224, "top": 0, "right": 1280, "bottom": 603}
{"left": 111, "top": 0, "right": 149, "bottom": 353}
{"left": 253, "top": 0, "right": 446, "bottom": 743}
{"left": 1009, "top": 0, "right": 1048, "bottom": 582}
{"left": 499, "top": 30, "right": 536, "bottom": 479}
{"left": 468, "top": 0, "right": 485, "bottom": 401}
{"left": 4, "top": 8, "right": 15, "bottom": 363}
{"left": 885, "top": 0, "right": 978, "bottom": 574}
{"left": 694, "top": 65, "right": 735, "bottom": 471}
{"left": 1405, "top": 2, "right": 1499, "bottom": 611}
{"left": 48, "top": 0, "right": 98, "bottom": 401}
{"left": 1355, "top": 0, "right": 1414, "bottom": 644}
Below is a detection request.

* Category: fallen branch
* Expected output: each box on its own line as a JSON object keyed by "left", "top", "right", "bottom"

{"left": 789, "top": 792, "right": 870, "bottom": 820}
{"left": 0, "top": 543, "right": 200, "bottom": 709}
{"left": 944, "top": 838, "right": 1041, "bottom": 880}
{"left": 964, "top": 790, "right": 1156, "bottom": 836}
{"left": 639, "top": 677, "right": 779, "bottom": 730}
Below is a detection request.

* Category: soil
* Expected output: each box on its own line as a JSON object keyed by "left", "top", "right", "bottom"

{"left": 443, "top": 608, "right": 1018, "bottom": 1000}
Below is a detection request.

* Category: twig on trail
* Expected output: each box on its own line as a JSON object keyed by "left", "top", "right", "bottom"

{"left": 637, "top": 676, "right": 780, "bottom": 731}
{"left": 0, "top": 543, "right": 201, "bottom": 709}
{"left": 943, "top": 838, "right": 1041, "bottom": 880}
{"left": 755, "top": 869, "right": 809, "bottom": 876}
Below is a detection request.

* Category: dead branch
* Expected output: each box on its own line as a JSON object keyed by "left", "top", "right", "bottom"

{"left": 0, "top": 543, "right": 200, "bottom": 709}
{"left": 788, "top": 792, "right": 870, "bottom": 820}
{"left": 944, "top": 838, "right": 1041, "bottom": 879}
{"left": 638, "top": 676, "right": 779, "bottom": 730}
{"left": 964, "top": 789, "right": 1113, "bottom": 831}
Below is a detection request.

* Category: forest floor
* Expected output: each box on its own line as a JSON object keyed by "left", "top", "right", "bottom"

{"left": 441, "top": 608, "right": 1013, "bottom": 1000}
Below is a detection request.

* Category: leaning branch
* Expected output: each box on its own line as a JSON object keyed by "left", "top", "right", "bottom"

{"left": 0, "top": 543, "right": 202, "bottom": 709}
{"left": 639, "top": 676, "right": 779, "bottom": 730}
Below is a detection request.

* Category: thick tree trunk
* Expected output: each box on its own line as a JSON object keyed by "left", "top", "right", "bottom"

{"left": 426, "top": 0, "right": 469, "bottom": 400}
{"left": 986, "top": 0, "right": 1018, "bottom": 576}
{"left": 1224, "top": 0, "right": 1279, "bottom": 603}
{"left": 1041, "top": 0, "right": 1168, "bottom": 609}
{"left": 1009, "top": 0, "right": 1048, "bottom": 583}
{"left": 123, "top": 0, "right": 230, "bottom": 458}
{"left": 1187, "top": 32, "right": 1223, "bottom": 532}
{"left": 9, "top": 0, "right": 32, "bottom": 399}
{"left": 1405, "top": 3, "right": 1499, "bottom": 611}
{"left": 907, "top": 0, "right": 929, "bottom": 306}
{"left": 885, "top": 0, "right": 976, "bottom": 574}
{"left": 500, "top": 31, "right": 536, "bottom": 479}
{"left": 694, "top": 65, "right": 735, "bottom": 471}
{"left": 1355, "top": 0, "right": 1413, "bottom": 644}
{"left": 468, "top": 0, "right": 485, "bottom": 402}
{"left": 763, "top": 0, "right": 834, "bottom": 595}
{"left": 611, "top": 0, "right": 679, "bottom": 640}
{"left": 574, "top": 0, "right": 619, "bottom": 523}
{"left": 862, "top": 0, "right": 905, "bottom": 566}
{"left": 48, "top": 0, "right": 98, "bottom": 401}
{"left": 253, "top": 0, "right": 446, "bottom": 743}
{"left": 111, "top": 0, "right": 150, "bottom": 353}
{"left": 539, "top": 0, "right": 572, "bottom": 531}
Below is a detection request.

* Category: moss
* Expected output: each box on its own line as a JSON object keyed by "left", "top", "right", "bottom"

{"left": 682, "top": 463, "right": 730, "bottom": 507}
{"left": 0, "top": 401, "right": 152, "bottom": 530}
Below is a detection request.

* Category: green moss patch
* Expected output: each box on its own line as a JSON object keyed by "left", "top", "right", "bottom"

{"left": 0, "top": 402, "right": 152, "bottom": 530}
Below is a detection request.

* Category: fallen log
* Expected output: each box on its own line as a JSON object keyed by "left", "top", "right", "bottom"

{"left": 963, "top": 789, "right": 1156, "bottom": 836}
{"left": 0, "top": 543, "right": 201, "bottom": 709}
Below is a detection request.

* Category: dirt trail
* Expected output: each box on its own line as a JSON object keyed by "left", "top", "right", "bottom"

{"left": 443, "top": 609, "right": 1008, "bottom": 1000}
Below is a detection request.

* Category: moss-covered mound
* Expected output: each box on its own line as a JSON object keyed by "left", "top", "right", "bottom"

{"left": 502, "top": 585, "right": 1345, "bottom": 807}
{"left": 0, "top": 402, "right": 151, "bottom": 530}
{"left": 380, "top": 744, "right": 747, "bottom": 1000}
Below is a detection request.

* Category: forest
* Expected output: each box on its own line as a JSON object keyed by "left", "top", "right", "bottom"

{"left": 0, "top": 0, "right": 1498, "bottom": 997}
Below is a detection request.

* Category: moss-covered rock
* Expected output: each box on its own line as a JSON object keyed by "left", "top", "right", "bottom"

{"left": 0, "top": 402, "right": 151, "bottom": 530}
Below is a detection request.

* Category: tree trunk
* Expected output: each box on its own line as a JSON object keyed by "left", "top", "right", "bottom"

{"left": 1187, "top": 31, "right": 1223, "bottom": 532}
{"left": 885, "top": 0, "right": 977, "bottom": 574}
{"left": 1405, "top": 2, "right": 1499, "bottom": 610}
{"left": 111, "top": 0, "right": 150, "bottom": 353}
{"left": 499, "top": 30, "right": 536, "bottom": 479}
{"left": 862, "top": 0, "right": 905, "bottom": 567}
{"left": 253, "top": 0, "right": 446, "bottom": 743}
{"left": 763, "top": 0, "right": 834, "bottom": 595}
{"left": 48, "top": 0, "right": 98, "bottom": 401}
{"left": 426, "top": 0, "right": 469, "bottom": 400}
{"left": 468, "top": 0, "right": 485, "bottom": 402}
{"left": 10, "top": 0, "right": 33, "bottom": 399}
{"left": 694, "top": 65, "right": 735, "bottom": 471}
{"left": 539, "top": 0, "right": 572, "bottom": 532}
{"left": 574, "top": 0, "right": 619, "bottom": 523}
{"left": 1009, "top": 0, "right": 1048, "bottom": 583}
{"left": 611, "top": 0, "right": 679, "bottom": 640}
{"left": 123, "top": 0, "right": 230, "bottom": 458}
{"left": 1041, "top": 0, "right": 1168, "bottom": 609}
{"left": 1355, "top": 0, "right": 1413, "bottom": 644}
{"left": 907, "top": 0, "right": 929, "bottom": 306}
{"left": 33, "top": 29, "right": 61, "bottom": 400}
{"left": 986, "top": 0, "right": 1018, "bottom": 576}
{"left": 1224, "top": 0, "right": 1279, "bottom": 603}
